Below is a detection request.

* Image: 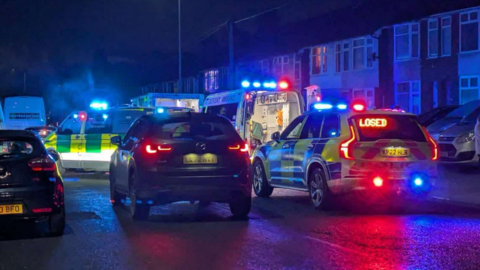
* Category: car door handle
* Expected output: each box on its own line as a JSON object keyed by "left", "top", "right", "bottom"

{"left": 307, "top": 144, "right": 314, "bottom": 149}
{"left": 282, "top": 144, "right": 290, "bottom": 149}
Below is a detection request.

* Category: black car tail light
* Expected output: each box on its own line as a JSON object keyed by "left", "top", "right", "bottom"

{"left": 228, "top": 143, "right": 249, "bottom": 153}
{"left": 145, "top": 144, "right": 173, "bottom": 154}
{"left": 28, "top": 157, "right": 56, "bottom": 172}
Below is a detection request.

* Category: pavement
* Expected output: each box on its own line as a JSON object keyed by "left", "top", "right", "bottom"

{"left": 0, "top": 166, "right": 480, "bottom": 269}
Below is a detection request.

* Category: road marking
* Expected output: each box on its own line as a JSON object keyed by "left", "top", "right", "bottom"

{"left": 304, "top": 236, "right": 368, "bottom": 256}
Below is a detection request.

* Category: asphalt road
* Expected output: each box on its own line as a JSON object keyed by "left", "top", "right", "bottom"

{"left": 1, "top": 167, "right": 480, "bottom": 270}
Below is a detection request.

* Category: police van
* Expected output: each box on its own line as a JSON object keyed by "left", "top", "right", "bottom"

{"left": 251, "top": 101, "right": 438, "bottom": 209}
{"left": 44, "top": 104, "right": 154, "bottom": 172}
{"left": 203, "top": 81, "right": 304, "bottom": 151}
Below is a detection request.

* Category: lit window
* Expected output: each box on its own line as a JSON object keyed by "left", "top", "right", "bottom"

{"left": 204, "top": 70, "right": 219, "bottom": 91}
{"left": 311, "top": 46, "right": 327, "bottom": 75}
{"left": 460, "top": 11, "right": 479, "bottom": 52}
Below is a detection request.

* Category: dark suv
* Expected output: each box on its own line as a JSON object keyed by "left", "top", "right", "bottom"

{"left": 109, "top": 113, "right": 251, "bottom": 220}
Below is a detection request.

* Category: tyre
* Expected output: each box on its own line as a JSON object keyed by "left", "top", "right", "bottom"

{"left": 252, "top": 160, "right": 273, "bottom": 198}
{"left": 110, "top": 168, "right": 126, "bottom": 206}
{"left": 49, "top": 206, "right": 66, "bottom": 236}
{"left": 229, "top": 196, "right": 251, "bottom": 218}
{"left": 129, "top": 173, "right": 150, "bottom": 221}
{"left": 308, "top": 168, "right": 332, "bottom": 210}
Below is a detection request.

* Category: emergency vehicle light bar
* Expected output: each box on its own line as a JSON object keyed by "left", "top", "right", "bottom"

{"left": 241, "top": 80, "right": 286, "bottom": 90}
{"left": 312, "top": 103, "right": 347, "bottom": 111}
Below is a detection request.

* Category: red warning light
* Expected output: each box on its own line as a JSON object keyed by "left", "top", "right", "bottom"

{"left": 245, "top": 94, "right": 251, "bottom": 100}
{"left": 279, "top": 81, "right": 289, "bottom": 89}
{"left": 78, "top": 111, "right": 87, "bottom": 121}
{"left": 373, "top": 176, "right": 384, "bottom": 187}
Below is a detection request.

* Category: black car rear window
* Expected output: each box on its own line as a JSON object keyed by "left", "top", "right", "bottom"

{"left": 0, "top": 140, "right": 36, "bottom": 159}
{"left": 151, "top": 117, "right": 238, "bottom": 140}
{"left": 353, "top": 115, "right": 427, "bottom": 142}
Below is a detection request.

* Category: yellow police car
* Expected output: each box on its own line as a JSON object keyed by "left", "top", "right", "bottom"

{"left": 44, "top": 104, "right": 154, "bottom": 172}
{"left": 251, "top": 102, "right": 438, "bottom": 209}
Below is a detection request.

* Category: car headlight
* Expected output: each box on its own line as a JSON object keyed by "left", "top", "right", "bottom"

{"left": 457, "top": 132, "right": 475, "bottom": 143}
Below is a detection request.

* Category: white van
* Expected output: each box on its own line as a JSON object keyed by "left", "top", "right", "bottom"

{"left": 132, "top": 93, "right": 205, "bottom": 112}
{"left": 203, "top": 89, "right": 304, "bottom": 151}
{"left": 3, "top": 96, "right": 46, "bottom": 130}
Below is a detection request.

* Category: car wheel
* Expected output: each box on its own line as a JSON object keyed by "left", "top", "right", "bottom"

{"left": 129, "top": 173, "right": 150, "bottom": 221}
{"left": 308, "top": 168, "right": 332, "bottom": 211}
{"left": 252, "top": 160, "right": 273, "bottom": 198}
{"left": 49, "top": 206, "right": 66, "bottom": 236}
{"left": 110, "top": 168, "right": 126, "bottom": 206}
{"left": 229, "top": 196, "right": 251, "bottom": 218}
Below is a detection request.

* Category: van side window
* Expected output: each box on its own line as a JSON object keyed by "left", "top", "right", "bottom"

{"left": 58, "top": 116, "right": 82, "bottom": 135}
{"left": 320, "top": 114, "right": 340, "bottom": 138}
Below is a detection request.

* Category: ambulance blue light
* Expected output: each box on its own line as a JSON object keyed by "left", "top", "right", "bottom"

{"left": 73, "top": 114, "right": 78, "bottom": 119}
{"left": 147, "top": 200, "right": 154, "bottom": 205}
{"left": 314, "top": 103, "right": 333, "bottom": 110}
{"left": 263, "top": 82, "right": 271, "bottom": 88}
{"left": 241, "top": 80, "right": 250, "bottom": 88}
{"left": 269, "top": 82, "right": 277, "bottom": 88}
{"left": 102, "top": 114, "right": 108, "bottom": 120}
{"left": 90, "top": 102, "right": 108, "bottom": 110}
{"left": 157, "top": 108, "right": 165, "bottom": 113}
{"left": 253, "top": 81, "right": 261, "bottom": 88}
{"left": 414, "top": 177, "right": 423, "bottom": 186}
{"left": 337, "top": 104, "right": 347, "bottom": 110}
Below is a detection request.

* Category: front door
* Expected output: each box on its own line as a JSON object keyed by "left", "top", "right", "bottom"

{"left": 268, "top": 115, "right": 306, "bottom": 186}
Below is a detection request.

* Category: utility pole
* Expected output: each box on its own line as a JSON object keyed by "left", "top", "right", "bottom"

{"left": 178, "top": 0, "right": 182, "bottom": 93}
{"left": 227, "top": 20, "right": 234, "bottom": 89}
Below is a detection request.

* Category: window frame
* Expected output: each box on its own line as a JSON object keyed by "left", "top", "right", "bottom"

{"left": 335, "top": 43, "right": 342, "bottom": 73}
{"left": 280, "top": 115, "right": 306, "bottom": 140}
{"left": 394, "top": 80, "right": 422, "bottom": 114}
{"left": 352, "top": 37, "right": 374, "bottom": 70}
{"left": 441, "top": 16, "right": 452, "bottom": 57}
{"left": 459, "top": 10, "right": 480, "bottom": 53}
{"left": 319, "top": 114, "right": 341, "bottom": 139}
{"left": 459, "top": 76, "right": 480, "bottom": 105}
{"left": 428, "top": 18, "right": 439, "bottom": 58}
{"left": 343, "top": 42, "right": 350, "bottom": 71}
{"left": 394, "top": 23, "right": 420, "bottom": 61}
{"left": 311, "top": 46, "right": 328, "bottom": 75}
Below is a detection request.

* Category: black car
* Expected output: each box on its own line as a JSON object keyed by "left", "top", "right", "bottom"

{"left": 0, "top": 130, "right": 65, "bottom": 235}
{"left": 109, "top": 113, "right": 252, "bottom": 220}
{"left": 418, "top": 105, "right": 459, "bottom": 127}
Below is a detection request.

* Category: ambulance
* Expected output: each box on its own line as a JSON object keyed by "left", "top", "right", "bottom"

{"left": 251, "top": 101, "right": 438, "bottom": 210}
{"left": 203, "top": 80, "right": 304, "bottom": 151}
{"left": 44, "top": 103, "right": 155, "bottom": 172}
{"left": 132, "top": 93, "right": 205, "bottom": 112}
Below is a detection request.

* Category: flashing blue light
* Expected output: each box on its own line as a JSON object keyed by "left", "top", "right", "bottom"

{"left": 263, "top": 82, "right": 271, "bottom": 88}
{"left": 269, "top": 82, "right": 277, "bottom": 88}
{"left": 314, "top": 103, "right": 333, "bottom": 110}
{"left": 136, "top": 200, "right": 143, "bottom": 204}
{"left": 147, "top": 200, "right": 154, "bottom": 205}
{"left": 331, "top": 132, "right": 337, "bottom": 136}
{"left": 414, "top": 178, "right": 423, "bottom": 186}
{"left": 90, "top": 102, "right": 108, "bottom": 110}
{"left": 157, "top": 108, "right": 165, "bottom": 113}
{"left": 241, "top": 80, "right": 250, "bottom": 88}
{"left": 102, "top": 114, "right": 108, "bottom": 120}
{"left": 337, "top": 104, "right": 347, "bottom": 110}
{"left": 253, "top": 82, "right": 261, "bottom": 88}
{"left": 73, "top": 114, "right": 78, "bottom": 119}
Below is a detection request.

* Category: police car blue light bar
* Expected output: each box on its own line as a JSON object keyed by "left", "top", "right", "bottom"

{"left": 337, "top": 104, "right": 347, "bottom": 110}
{"left": 90, "top": 102, "right": 108, "bottom": 110}
{"left": 313, "top": 103, "right": 333, "bottom": 110}
{"left": 252, "top": 82, "right": 261, "bottom": 88}
{"left": 241, "top": 80, "right": 282, "bottom": 89}
{"left": 241, "top": 80, "right": 250, "bottom": 88}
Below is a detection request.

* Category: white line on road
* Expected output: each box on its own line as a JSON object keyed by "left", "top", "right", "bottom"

{"left": 304, "top": 236, "right": 368, "bottom": 256}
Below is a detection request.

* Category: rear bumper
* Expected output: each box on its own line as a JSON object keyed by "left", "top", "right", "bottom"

{"left": 135, "top": 172, "right": 252, "bottom": 205}
{"left": 0, "top": 185, "right": 63, "bottom": 220}
{"left": 328, "top": 176, "right": 436, "bottom": 195}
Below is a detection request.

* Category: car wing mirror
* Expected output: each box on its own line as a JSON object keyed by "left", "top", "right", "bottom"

{"left": 110, "top": 136, "right": 122, "bottom": 145}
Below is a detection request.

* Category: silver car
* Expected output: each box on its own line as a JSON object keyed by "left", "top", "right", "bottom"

{"left": 437, "top": 116, "right": 478, "bottom": 165}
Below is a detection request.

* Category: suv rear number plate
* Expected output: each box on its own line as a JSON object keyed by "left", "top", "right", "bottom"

{"left": 0, "top": 204, "right": 23, "bottom": 215}
{"left": 183, "top": 154, "right": 218, "bottom": 164}
{"left": 381, "top": 148, "right": 410, "bottom": 157}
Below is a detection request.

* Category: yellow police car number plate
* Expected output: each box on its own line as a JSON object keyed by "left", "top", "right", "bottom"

{"left": 0, "top": 204, "right": 23, "bottom": 215}
{"left": 381, "top": 147, "right": 410, "bottom": 157}
{"left": 183, "top": 154, "right": 218, "bottom": 164}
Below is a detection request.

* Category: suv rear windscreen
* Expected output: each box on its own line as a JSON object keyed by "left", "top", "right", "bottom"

{"left": 0, "top": 140, "right": 36, "bottom": 160}
{"left": 85, "top": 109, "right": 154, "bottom": 134}
{"left": 151, "top": 118, "right": 238, "bottom": 140}
{"left": 353, "top": 115, "right": 426, "bottom": 142}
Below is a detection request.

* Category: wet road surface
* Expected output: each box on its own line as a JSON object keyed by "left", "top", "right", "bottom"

{"left": 1, "top": 168, "right": 480, "bottom": 270}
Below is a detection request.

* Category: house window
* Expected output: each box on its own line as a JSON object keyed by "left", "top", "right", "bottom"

{"left": 395, "top": 81, "right": 421, "bottom": 114}
{"left": 441, "top": 17, "right": 452, "bottom": 56}
{"left": 343, "top": 42, "right": 349, "bottom": 71}
{"left": 460, "top": 11, "right": 479, "bottom": 52}
{"left": 204, "top": 70, "right": 219, "bottom": 91}
{"left": 428, "top": 19, "right": 439, "bottom": 58}
{"left": 294, "top": 54, "right": 301, "bottom": 80}
{"left": 311, "top": 46, "right": 327, "bottom": 75}
{"left": 353, "top": 38, "right": 374, "bottom": 70}
{"left": 335, "top": 44, "right": 341, "bottom": 72}
{"left": 395, "top": 23, "right": 419, "bottom": 60}
{"left": 460, "top": 76, "right": 479, "bottom": 104}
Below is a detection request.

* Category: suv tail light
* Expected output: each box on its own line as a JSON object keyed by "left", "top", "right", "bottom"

{"left": 229, "top": 143, "right": 249, "bottom": 153}
{"left": 340, "top": 125, "right": 356, "bottom": 160}
{"left": 423, "top": 127, "right": 438, "bottom": 161}
{"left": 145, "top": 144, "right": 172, "bottom": 154}
{"left": 28, "top": 157, "right": 56, "bottom": 172}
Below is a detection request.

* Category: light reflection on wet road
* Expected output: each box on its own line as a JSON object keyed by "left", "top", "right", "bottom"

{"left": 1, "top": 171, "right": 480, "bottom": 270}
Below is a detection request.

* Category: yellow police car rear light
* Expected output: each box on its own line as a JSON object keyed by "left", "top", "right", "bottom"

{"left": 340, "top": 125, "right": 356, "bottom": 160}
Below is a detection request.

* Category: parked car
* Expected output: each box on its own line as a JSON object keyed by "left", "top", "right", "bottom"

{"left": 418, "top": 105, "right": 459, "bottom": 127}
{"left": 0, "top": 130, "right": 65, "bottom": 235}
{"left": 428, "top": 100, "right": 480, "bottom": 141}
{"left": 109, "top": 113, "right": 252, "bottom": 220}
